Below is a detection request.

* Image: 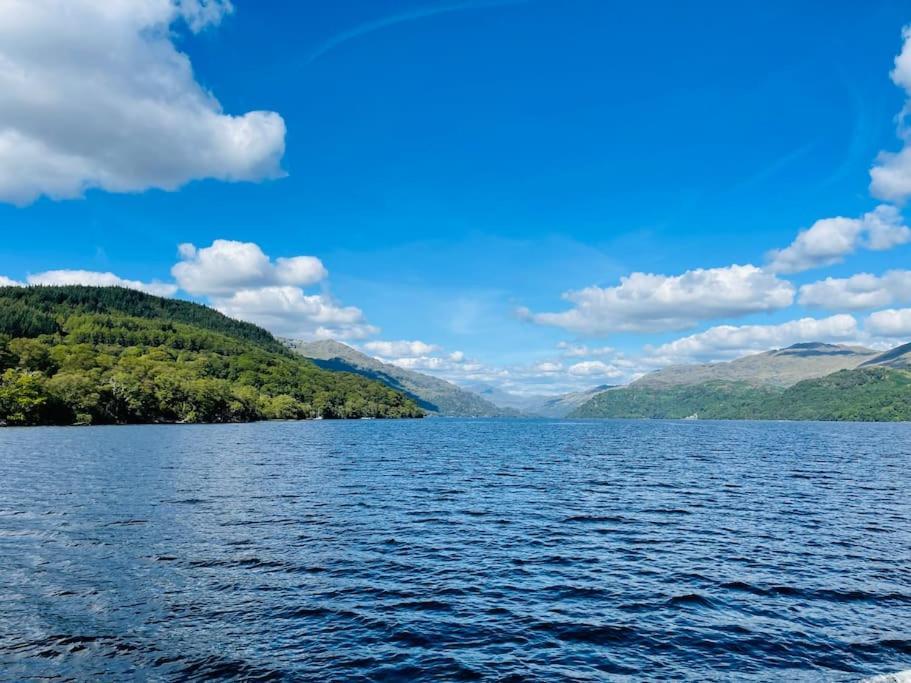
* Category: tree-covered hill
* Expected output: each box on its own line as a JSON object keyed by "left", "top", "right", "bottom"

{"left": 570, "top": 367, "right": 911, "bottom": 422}
{"left": 0, "top": 286, "right": 423, "bottom": 426}
{"left": 0, "top": 285, "right": 283, "bottom": 351}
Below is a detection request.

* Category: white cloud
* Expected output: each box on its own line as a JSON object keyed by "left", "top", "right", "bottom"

{"left": 865, "top": 308, "right": 911, "bottom": 338}
{"left": 647, "top": 315, "right": 861, "bottom": 364}
{"left": 567, "top": 361, "right": 623, "bottom": 378}
{"left": 212, "top": 286, "right": 377, "bottom": 340}
{"left": 369, "top": 339, "right": 634, "bottom": 396}
{"left": 766, "top": 205, "right": 910, "bottom": 274}
{"left": 26, "top": 269, "right": 178, "bottom": 297}
{"left": 175, "top": 0, "right": 233, "bottom": 31}
{"left": 799, "top": 270, "right": 911, "bottom": 311}
{"left": 363, "top": 340, "right": 441, "bottom": 358}
{"left": 557, "top": 342, "right": 615, "bottom": 357}
{"left": 0, "top": 276, "right": 24, "bottom": 287}
{"left": 892, "top": 25, "right": 911, "bottom": 93}
{"left": 172, "top": 240, "right": 327, "bottom": 296}
{"left": 526, "top": 264, "right": 793, "bottom": 335}
{"left": 171, "top": 239, "right": 373, "bottom": 341}
{"left": 389, "top": 356, "right": 449, "bottom": 371}
{"left": 533, "top": 361, "right": 563, "bottom": 374}
{"left": 0, "top": 0, "right": 285, "bottom": 206}
{"left": 871, "top": 26, "right": 911, "bottom": 203}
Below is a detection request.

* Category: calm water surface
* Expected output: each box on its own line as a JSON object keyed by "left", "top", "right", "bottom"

{"left": 1, "top": 419, "right": 910, "bottom": 681}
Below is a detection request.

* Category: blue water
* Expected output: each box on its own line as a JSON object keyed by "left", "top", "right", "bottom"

{"left": 1, "top": 419, "right": 910, "bottom": 681}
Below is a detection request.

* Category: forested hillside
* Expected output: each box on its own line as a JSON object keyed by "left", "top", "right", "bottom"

{"left": 0, "top": 286, "right": 423, "bottom": 426}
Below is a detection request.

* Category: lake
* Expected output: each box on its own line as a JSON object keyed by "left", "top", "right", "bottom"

{"left": 1, "top": 419, "right": 910, "bottom": 681}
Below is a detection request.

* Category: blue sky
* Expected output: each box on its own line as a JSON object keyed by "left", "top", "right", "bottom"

{"left": 3, "top": 0, "right": 911, "bottom": 394}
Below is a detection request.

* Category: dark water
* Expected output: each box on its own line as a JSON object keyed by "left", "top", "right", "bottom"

{"left": 1, "top": 419, "right": 910, "bottom": 682}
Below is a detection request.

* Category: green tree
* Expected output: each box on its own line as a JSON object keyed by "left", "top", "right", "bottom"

{"left": 0, "top": 369, "right": 50, "bottom": 425}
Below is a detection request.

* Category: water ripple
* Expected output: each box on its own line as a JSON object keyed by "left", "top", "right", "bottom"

{"left": 1, "top": 419, "right": 910, "bottom": 681}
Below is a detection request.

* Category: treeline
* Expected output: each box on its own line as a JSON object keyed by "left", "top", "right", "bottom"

{"left": 0, "top": 285, "right": 283, "bottom": 351}
{"left": 570, "top": 367, "right": 911, "bottom": 422}
{"left": 0, "top": 287, "right": 423, "bottom": 426}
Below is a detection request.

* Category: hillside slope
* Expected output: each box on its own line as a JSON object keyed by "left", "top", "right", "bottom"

{"left": 862, "top": 341, "right": 911, "bottom": 370}
{"left": 633, "top": 342, "right": 876, "bottom": 389}
{"left": 571, "top": 366, "right": 911, "bottom": 422}
{"left": 286, "top": 339, "right": 515, "bottom": 417}
{"left": 0, "top": 286, "right": 422, "bottom": 425}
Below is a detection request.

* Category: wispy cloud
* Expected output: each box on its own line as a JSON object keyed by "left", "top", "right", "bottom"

{"left": 305, "top": 0, "right": 528, "bottom": 64}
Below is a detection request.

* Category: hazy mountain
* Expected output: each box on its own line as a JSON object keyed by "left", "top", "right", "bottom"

{"left": 461, "top": 383, "right": 538, "bottom": 413}
{"left": 462, "top": 382, "right": 614, "bottom": 418}
{"left": 523, "top": 385, "right": 616, "bottom": 418}
{"left": 286, "top": 339, "right": 516, "bottom": 417}
{"left": 633, "top": 342, "right": 877, "bottom": 389}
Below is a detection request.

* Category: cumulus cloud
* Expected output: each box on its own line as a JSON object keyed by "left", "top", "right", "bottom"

{"left": 647, "top": 315, "right": 861, "bottom": 364}
{"left": 871, "top": 26, "right": 911, "bottom": 203}
{"left": 0, "top": 0, "right": 285, "bottom": 206}
{"left": 557, "top": 342, "right": 615, "bottom": 358}
{"left": 526, "top": 264, "right": 794, "bottom": 335}
{"left": 865, "top": 308, "right": 911, "bottom": 338}
{"left": 172, "top": 240, "right": 327, "bottom": 296}
{"left": 363, "top": 340, "right": 441, "bottom": 358}
{"left": 171, "top": 239, "right": 374, "bottom": 341}
{"left": 212, "top": 286, "right": 377, "bottom": 340}
{"left": 799, "top": 270, "right": 911, "bottom": 311}
{"left": 766, "top": 206, "right": 910, "bottom": 274}
{"left": 0, "top": 276, "right": 25, "bottom": 287}
{"left": 567, "top": 361, "right": 623, "bottom": 378}
{"left": 26, "top": 269, "right": 178, "bottom": 297}
{"left": 387, "top": 354, "right": 489, "bottom": 377}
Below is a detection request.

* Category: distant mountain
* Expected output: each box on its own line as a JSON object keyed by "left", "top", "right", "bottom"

{"left": 286, "top": 339, "right": 517, "bottom": 417}
{"left": 459, "top": 382, "right": 613, "bottom": 418}
{"left": 461, "top": 383, "right": 532, "bottom": 412}
{"left": 524, "top": 385, "right": 616, "bottom": 418}
{"left": 571, "top": 341, "right": 911, "bottom": 422}
{"left": 633, "top": 342, "right": 877, "bottom": 389}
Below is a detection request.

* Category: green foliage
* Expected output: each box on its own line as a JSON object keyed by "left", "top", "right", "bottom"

{"left": 570, "top": 368, "right": 911, "bottom": 422}
{"left": 0, "top": 369, "right": 50, "bottom": 425}
{"left": 0, "top": 286, "right": 423, "bottom": 426}
{"left": 0, "top": 285, "right": 284, "bottom": 352}
{"left": 570, "top": 381, "right": 779, "bottom": 419}
{"left": 776, "top": 367, "right": 911, "bottom": 421}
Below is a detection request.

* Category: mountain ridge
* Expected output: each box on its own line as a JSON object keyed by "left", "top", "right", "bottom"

{"left": 632, "top": 342, "right": 877, "bottom": 389}
{"left": 572, "top": 341, "right": 911, "bottom": 422}
{"left": 286, "top": 339, "right": 518, "bottom": 417}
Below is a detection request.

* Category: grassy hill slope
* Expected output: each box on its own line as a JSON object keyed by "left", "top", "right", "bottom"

{"left": 571, "top": 367, "right": 911, "bottom": 422}
{"left": 633, "top": 342, "right": 876, "bottom": 389}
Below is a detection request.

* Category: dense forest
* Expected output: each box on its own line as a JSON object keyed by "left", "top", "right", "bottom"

{"left": 0, "top": 286, "right": 423, "bottom": 426}
{"left": 570, "top": 367, "right": 911, "bottom": 421}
